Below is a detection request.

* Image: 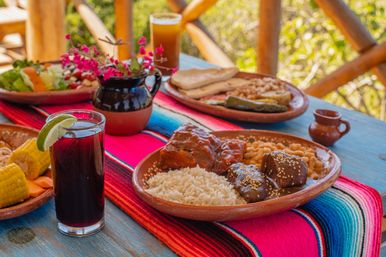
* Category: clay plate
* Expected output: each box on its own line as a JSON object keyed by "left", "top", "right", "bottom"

{"left": 164, "top": 72, "right": 309, "bottom": 123}
{"left": 0, "top": 123, "right": 54, "bottom": 220}
{"left": 0, "top": 87, "right": 96, "bottom": 105}
{"left": 133, "top": 130, "right": 341, "bottom": 221}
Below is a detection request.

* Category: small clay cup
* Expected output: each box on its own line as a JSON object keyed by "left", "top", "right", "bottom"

{"left": 308, "top": 109, "right": 350, "bottom": 146}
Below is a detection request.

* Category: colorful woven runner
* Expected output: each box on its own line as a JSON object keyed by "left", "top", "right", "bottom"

{"left": 0, "top": 92, "right": 382, "bottom": 257}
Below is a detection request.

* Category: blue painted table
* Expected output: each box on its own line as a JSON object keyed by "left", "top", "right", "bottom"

{"left": 0, "top": 55, "right": 385, "bottom": 256}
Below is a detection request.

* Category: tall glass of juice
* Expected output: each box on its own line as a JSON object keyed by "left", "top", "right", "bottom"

{"left": 48, "top": 110, "right": 105, "bottom": 237}
{"left": 150, "top": 13, "right": 182, "bottom": 75}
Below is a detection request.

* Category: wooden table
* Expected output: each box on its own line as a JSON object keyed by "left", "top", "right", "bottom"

{"left": 0, "top": 55, "right": 385, "bottom": 256}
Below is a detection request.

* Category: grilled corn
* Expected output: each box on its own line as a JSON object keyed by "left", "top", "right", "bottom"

{"left": 8, "top": 138, "right": 50, "bottom": 179}
{"left": 0, "top": 163, "right": 29, "bottom": 208}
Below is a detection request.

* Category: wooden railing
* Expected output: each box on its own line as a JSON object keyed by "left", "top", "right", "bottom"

{"left": 5, "top": 0, "right": 386, "bottom": 99}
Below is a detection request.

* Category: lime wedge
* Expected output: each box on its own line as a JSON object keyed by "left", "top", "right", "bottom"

{"left": 37, "top": 114, "right": 77, "bottom": 151}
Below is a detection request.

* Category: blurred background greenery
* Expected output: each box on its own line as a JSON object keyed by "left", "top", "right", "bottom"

{"left": 5, "top": 0, "right": 386, "bottom": 120}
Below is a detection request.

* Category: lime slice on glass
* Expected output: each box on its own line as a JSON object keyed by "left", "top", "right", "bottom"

{"left": 37, "top": 114, "right": 77, "bottom": 151}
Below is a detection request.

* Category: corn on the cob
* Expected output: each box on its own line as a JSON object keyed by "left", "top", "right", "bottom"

{"left": 0, "top": 163, "right": 29, "bottom": 208}
{"left": 8, "top": 138, "right": 50, "bottom": 180}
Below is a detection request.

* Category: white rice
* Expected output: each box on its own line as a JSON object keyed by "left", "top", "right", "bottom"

{"left": 145, "top": 166, "right": 246, "bottom": 206}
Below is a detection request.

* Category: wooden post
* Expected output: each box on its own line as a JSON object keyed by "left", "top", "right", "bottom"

{"left": 257, "top": 0, "right": 281, "bottom": 76}
{"left": 26, "top": 0, "right": 66, "bottom": 61}
{"left": 316, "top": 0, "right": 386, "bottom": 87}
{"left": 305, "top": 42, "right": 386, "bottom": 97}
{"left": 114, "top": 0, "right": 133, "bottom": 60}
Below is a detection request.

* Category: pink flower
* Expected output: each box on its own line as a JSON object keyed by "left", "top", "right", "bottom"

{"left": 139, "top": 46, "right": 146, "bottom": 55}
{"left": 80, "top": 45, "right": 89, "bottom": 53}
{"left": 103, "top": 67, "right": 121, "bottom": 80}
{"left": 148, "top": 51, "right": 154, "bottom": 57}
{"left": 60, "top": 53, "right": 70, "bottom": 67}
{"left": 172, "top": 67, "right": 178, "bottom": 74}
{"left": 138, "top": 36, "right": 147, "bottom": 45}
{"left": 91, "top": 46, "right": 100, "bottom": 56}
{"left": 155, "top": 45, "right": 164, "bottom": 56}
{"left": 143, "top": 55, "right": 152, "bottom": 62}
{"left": 65, "top": 34, "right": 71, "bottom": 40}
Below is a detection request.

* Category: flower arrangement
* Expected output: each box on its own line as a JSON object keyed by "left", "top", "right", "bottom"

{"left": 61, "top": 34, "right": 165, "bottom": 81}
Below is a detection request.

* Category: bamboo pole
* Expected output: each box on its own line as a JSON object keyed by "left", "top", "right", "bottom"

{"left": 305, "top": 42, "right": 386, "bottom": 97}
{"left": 181, "top": 0, "right": 217, "bottom": 25}
{"left": 257, "top": 0, "right": 281, "bottom": 76}
{"left": 73, "top": 0, "right": 115, "bottom": 56}
{"left": 114, "top": 0, "right": 133, "bottom": 60}
{"left": 26, "top": 0, "right": 66, "bottom": 61}
{"left": 315, "top": 0, "right": 386, "bottom": 87}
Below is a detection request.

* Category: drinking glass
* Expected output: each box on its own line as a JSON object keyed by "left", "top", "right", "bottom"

{"left": 150, "top": 13, "right": 182, "bottom": 75}
{"left": 48, "top": 110, "right": 105, "bottom": 237}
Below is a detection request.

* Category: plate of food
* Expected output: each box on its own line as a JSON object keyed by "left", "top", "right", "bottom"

{"left": 133, "top": 124, "right": 341, "bottom": 221}
{"left": 0, "top": 123, "right": 53, "bottom": 220}
{"left": 164, "top": 68, "right": 309, "bottom": 123}
{"left": 0, "top": 60, "right": 98, "bottom": 105}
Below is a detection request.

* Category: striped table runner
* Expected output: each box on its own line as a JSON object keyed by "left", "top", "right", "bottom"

{"left": 0, "top": 92, "right": 382, "bottom": 257}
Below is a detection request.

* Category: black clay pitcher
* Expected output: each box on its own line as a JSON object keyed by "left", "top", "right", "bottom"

{"left": 93, "top": 70, "right": 162, "bottom": 135}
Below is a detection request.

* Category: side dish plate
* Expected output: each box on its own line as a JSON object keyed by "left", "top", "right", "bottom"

{"left": 133, "top": 130, "right": 341, "bottom": 221}
{"left": 0, "top": 124, "right": 53, "bottom": 220}
{"left": 165, "top": 72, "right": 309, "bottom": 123}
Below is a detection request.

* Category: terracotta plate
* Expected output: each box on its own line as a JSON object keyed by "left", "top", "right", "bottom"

{"left": 0, "top": 124, "right": 53, "bottom": 220}
{"left": 0, "top": 87, "right": 96, "bottom": 105}
{"left": 164, "top": 72, "right": 309, "bottom": 123}
{"left": 133, "top": 130, "right": 341, "bottom": 221}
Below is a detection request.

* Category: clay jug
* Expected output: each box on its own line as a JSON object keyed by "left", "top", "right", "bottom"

{"left": 309, "top": 109, "right": 350, "bottom": 146}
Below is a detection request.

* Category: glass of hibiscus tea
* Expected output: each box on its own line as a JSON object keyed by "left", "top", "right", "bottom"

{"left": 37, "top": 110, "right": 106, "bottom": 237}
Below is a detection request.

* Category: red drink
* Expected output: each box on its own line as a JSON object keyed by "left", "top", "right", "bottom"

{"left": 49, "top": 111, "right": 105, "bottom": 236}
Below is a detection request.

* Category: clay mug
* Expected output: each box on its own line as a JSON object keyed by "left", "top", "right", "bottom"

{"left": 93, "top": 70, "right": 162, "bottom": 135}
{"left": 308, "top": 109, "right": 350, "bottom": 146}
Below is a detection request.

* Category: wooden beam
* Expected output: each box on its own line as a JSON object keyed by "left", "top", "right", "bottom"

{"left": 166, "top": 0, "right": 233, "bottom": 66}
{"left": 305, "top": 41, "right": 386, "bottom": 97}
{"left": 114, "top": 0, "right": 133, "bottom": 60}
{"left": 181, "top": 0, "right": 217, "bottom": 25}
{"left": 316, "top": 0, "right": 386, "bottom": 87}
{"left": 185, "top": 23, "right": 234, "bottom": 67}
{"left": 26, "top": 0, "right": 66, "bottom": 61}
{"left": 73, "top": 0, "right": 115, "bottom": 56}
{"left": 257, "top": 0, "right": 281, "bottom": 76}
{"left": 166, "top": 0, "right": 216, "bottom": 41}
{"left": 166, "top": 0, "right": 186, "bottom": 13}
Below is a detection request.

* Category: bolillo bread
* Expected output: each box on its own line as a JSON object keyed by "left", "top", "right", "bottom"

{"left": 180, "top": 78, "right": 250, "bottom": 99}
{"left": 171, "top": 67, "right": 239, "bottom": 90}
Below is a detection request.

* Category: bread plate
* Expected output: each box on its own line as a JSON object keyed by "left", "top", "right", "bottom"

{"left": 133, "top": 130, "right": 341, "bottom": 221}
{"left": 0, "top": 124, "right": 53, "bottom": 220}
{"left": 165, "top": 72, "right": 309, "bottom": 123}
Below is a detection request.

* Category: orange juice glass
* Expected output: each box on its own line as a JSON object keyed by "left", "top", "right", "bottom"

{"left": 150, "top": 13, "right": 182, "bottom": 75}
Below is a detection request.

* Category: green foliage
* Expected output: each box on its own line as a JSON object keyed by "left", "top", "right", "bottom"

{"left": 65, "top": 0, "right": 386, "bottom": 120}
